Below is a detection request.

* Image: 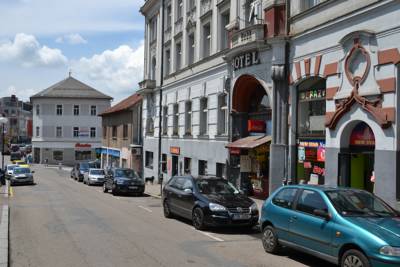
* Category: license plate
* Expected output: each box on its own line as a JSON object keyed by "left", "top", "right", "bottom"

{"left": 129, "top": 186, "right": 138, "bottom": 189}
{"left": 233, "top": 214, "right": 251, "bottom": 220}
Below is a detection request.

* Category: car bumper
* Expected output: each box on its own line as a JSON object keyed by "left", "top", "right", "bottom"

{"left": 88, "top": 179, "right": 105, "bottom": 185}
{"left": 115, "top": 184, "right": 145, "bottom": 194}
{"left": 369, "top": 255, "right": 400, "bottom": 267}
{"left": 204, "top": 213, "right": 259, "bottom": 227}
{"left": 11, "top": 178, "right": 33, "bottom": 185}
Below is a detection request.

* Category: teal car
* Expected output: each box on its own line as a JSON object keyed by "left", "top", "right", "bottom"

{"left": 260, "top": 185, "right": 400, "bottom": 267}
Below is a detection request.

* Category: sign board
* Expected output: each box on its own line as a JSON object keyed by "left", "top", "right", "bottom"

{"left": 79, "top": 127, "right": 89, "bottom": 137}
{"left": 299, "top": 89, "right": 326, "bottom": 101}
{"left": 232, "top": 51, "right": 260, "bottom": 71}
{"left": 248, "top": 120, "right": 266, "bottom": 133}
{"left": 317, "top": 146, "right": 325, "bottom": 162}
{"left": 170, "top": 146, "right": 180, "bottom": 155}
{"left": 350, "top": 122, "right": 375, "bottom": 146}
{"left": 75, "top": 143, "right": 91, "bottom": 151}
{"left": 229, "top": 148, "right": 241, "bottom": 155}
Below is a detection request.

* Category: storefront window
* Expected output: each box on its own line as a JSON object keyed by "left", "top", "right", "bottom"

{"left": 75, "top": 151, "right": 92, "bottom": 161}
{"left": 298, "top": 86, "right": 326, "bottom": 136}
{"left": 53, "top": 151, "right": 63, "bottom": 161}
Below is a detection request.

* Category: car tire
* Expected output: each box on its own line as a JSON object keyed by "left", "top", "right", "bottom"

{"left": 192, "top": 207, "right": 206, "bottom": 230}
{"left": 341, "top": 249, "right": 370, "bottom": 267}
{"left": 103, "top": 183, "right": 108, "bottom": 193}
{"left": 262, "top": 226, "right": 280, "bottom": 254}
{"left": 111, "top": 185, "right": 117, "bottom": 196}
{"left": 163, "top": 199, "right": 173, "bottom": 218}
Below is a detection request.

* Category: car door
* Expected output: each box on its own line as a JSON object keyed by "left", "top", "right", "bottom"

{"left": 288, "top": 189, "right": 335, "bottom": 256}
{"left": 178, "top": 178, "right": 196, "bottom": 219}
{"left": 168, "top": 177, "right": 187, "bottom": 216}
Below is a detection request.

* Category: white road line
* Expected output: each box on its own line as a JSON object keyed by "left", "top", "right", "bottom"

{"left": 196, "top": 230, "right": 224, "bottom": 242}
{"left": 138, "top": 205, "right": 153, "bottom": 213}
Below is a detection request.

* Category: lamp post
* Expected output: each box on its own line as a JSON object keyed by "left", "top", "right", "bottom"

{"left": 0, "top": 117, "right": 8, "bottom": 170}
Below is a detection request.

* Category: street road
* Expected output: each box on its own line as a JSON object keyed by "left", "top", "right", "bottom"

{"left": 9, "top": 164, "right": 335, "bottom": 267}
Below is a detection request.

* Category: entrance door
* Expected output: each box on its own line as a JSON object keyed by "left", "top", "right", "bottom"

{"left": 350, "top": 152, "right": 374, "bottom": 192}
{"left": 34, "top": 148, "right": 40, "bottom": 164}
{"left": 172, "top": 156, "right": 178, "bottom": 177}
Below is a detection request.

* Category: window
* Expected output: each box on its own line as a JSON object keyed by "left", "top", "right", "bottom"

{"left": 36, "top": 126, "right": 40, "bottom": 137}
{"left": 90, "top": 105, "right": 97, "bottom": 116}
{"left": 173, "top": 103, "right": 179, "bottom": 135}
{"left": 199, "top": 97, "right": 208, "bottom": 135}
{"left": 184, "top": 157, "right": 191, "bottom": 174}
{"left": 162, "top": 106, "right": 168, "bottom": 135}
{"left": 166, "top": 4, "right": 172, "bottom": 28}
{"left": 103, "top": 126, "right": 107, "bottom": 139}
{"left": 217, "top": 93, "right": 228, "bottom": 135}
{"left": 112, "top": 126, "right": 117, "bottom": 139}
{"left": 150, "top": 17, "right": 157, "bottom": 42}
{"left": 177, "top": 0, "right": 183, "bottom": 19}
{"left": 184, "top": 101, "right": 192, "bottom": 135}
{"left": 175, "top": 42, "right": 182, "bottom": 71}
{"left": 123, "top": 124, "right": 128, "bottom": 139}
{"left": 53, "top": 151, "right": 63, "bottom": 161}
{"left": 74, "top": 105, "right": 80, "bottom": 116}
{"left": 216, "top": 163, "right": 226, "bottom": 178}
{"left": 145, "top": 151, "right": 154, "bottom": 169}
{"left": 296, "top": 190, "right": 328, "bottom": 216}
{"left": 56, "top": 126, "right": 62, "bottom": 138}
{"left": 56, "top": 104, "right": 63, "bottom": 116}
{"left": 272, "top": 188, "right": 298, "bottom": 209}
{"left": 165, "top": 49, "right": 171, "bottom": 76}
{"left": 36, "top": 104, "right": 40, "bottom": 115}
{"left": 188, "top": 0, "right": 195, "bottom": 10}
{"left": 188, "top": 34, "right": 195, "bottom": 65}
{"left": 246, "top": 0, "right": 261, "bottom": 26}
{"left": 198, "top": 160, "right": 208, "bottom": 175}
{"left": 75, "top": 151, "right": 91, "bottom": 161}
{"left": 73, "top": 127, "right": 79, "bottom": 138}
{"left": 301, "top": 0, "right": 321, "bottom": 11}
{"left": 220, "top": 11, "right": 230, "bottom": 50}
{"left": 202, "top": 23, "right": 211, "bottom": 58}
{"left": 151, "top": 57, "right": 157, "bottom": 80}
{"left": 298, "top": 87, "right": 326, "bottom": 136}
{"left": 162, "top": 154, "right": 167, "bottom": 173}
{"left": 90, "top": 127, "right": 96, "bottom": 138}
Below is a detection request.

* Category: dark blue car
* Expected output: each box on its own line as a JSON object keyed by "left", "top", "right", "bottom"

{"left": 260, "top": 185, "right": 400, "bottom": 267}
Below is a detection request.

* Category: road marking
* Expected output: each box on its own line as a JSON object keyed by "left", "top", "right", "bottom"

{"left": 196, "top": 230, "right": 224, "bottom": 242}
{"left": 138, "top": 205, "right": 152, "bottom": 213}
{"left": 9, "top": 186, "right": 13, "bottom": 197}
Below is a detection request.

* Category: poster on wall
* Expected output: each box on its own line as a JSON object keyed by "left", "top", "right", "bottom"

{"left": 350, "top": 122, "right": 375, "bottom": 146}
{"left": 298, "top": 147, "right": 305, "bottom": 162}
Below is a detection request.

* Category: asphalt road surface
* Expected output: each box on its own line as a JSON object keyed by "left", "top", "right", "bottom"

{"left": 9, "top": 164, "right": 336, "bottom": 267}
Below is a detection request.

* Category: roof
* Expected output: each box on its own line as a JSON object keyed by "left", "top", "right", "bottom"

{"left": 30, "top": 76, "right": 112, "bottom": 100}
{"left": 99, "top": 93, "right": 142, "bottom": 116}
{"left": 226, "top": 135, "right": 272, "bottom": 149}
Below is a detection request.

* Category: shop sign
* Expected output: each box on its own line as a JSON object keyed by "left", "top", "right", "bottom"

{"left": 299, "top": 89, "right": 326, "bottom": 101}
{"left": 248, "top": 120, "right": 266, "bottom": 133}
{"left": 298, "top": 147, "right": 305, "bottom": 162}
{"left": 317, "top": 146, "right": 325, "bottom": 162}
{"left": 170, "top": 146, "right": 180, "bottom": 155}
{"left": 229, "top": 148, "right": 241, "bottom": 155}
{"left": 75, "top": 143, "right": 91, "bottom": 151}
{"left": 350, "top": 122, "right": 375, "bottom": 146}
{"left": 298, "top": 140, "right": 325, "bottom": 148}
{"left": 101, "top": 148, "right": 120, "bottom": 157}
{"left": 232, "top": 51, "right": 260, "bottom": 71}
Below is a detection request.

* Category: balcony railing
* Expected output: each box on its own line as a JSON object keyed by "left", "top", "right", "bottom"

{"left": 230, "top": 23, "right": 266, "bottom": 49}
{"left": 138, "top": 79, "right": 156, "bottom": 94}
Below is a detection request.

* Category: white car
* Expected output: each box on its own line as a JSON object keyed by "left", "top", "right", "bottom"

{"left": 83, "top": 168, "right": 106, "bottom": 186}
{"left": 6, "top": 164, "right": 18, "bottom": 179}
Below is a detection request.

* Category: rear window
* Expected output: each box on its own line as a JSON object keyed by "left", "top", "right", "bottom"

{"left": 272, "top": 188, "right": 298, "bottom": 209}
{"left": 90, "top": 170, "right": 105, "bottom": 175}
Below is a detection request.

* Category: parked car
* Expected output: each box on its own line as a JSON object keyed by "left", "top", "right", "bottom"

{"left": 10, "top": 151, "right": 22, "bottom": 162}
{"left": 162, "top": 176, "right": 259, "bottom": 230}
{"left": 10, "top": 166, "right": 34, "bottom": 186}
{"left": 260, "top": 185, "right": 400, "bottom": 267}
{"left": 71, "top": 162, "right": 90, "bottom": 182}
{"left": 5, "top": 164, "right": 18, "bottom": 180}
{"left": 83, "top": 168, "right": 106, "bottom": 186}
{"left": 88, "top": 160, "right": 101, "bottom": 169}
{"left": 103, "top": 168, "right": 144, "bottom": 196}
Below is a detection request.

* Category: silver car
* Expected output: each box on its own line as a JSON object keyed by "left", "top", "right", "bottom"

{"left": 83, "top": 168, "right": 105, "bottom": 186}
{"left": 10, "top": 167, "right": 34, "bottom": 186}
{"left": 6, "top": 164, "right": 18, "bottom": 179}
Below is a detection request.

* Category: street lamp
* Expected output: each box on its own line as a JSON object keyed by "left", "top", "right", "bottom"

{"left": 0, "top": 117, "right": 8, "bottom": 170}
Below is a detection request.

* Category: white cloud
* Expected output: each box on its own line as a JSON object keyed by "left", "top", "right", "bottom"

{"left": 72, "top": 42, "right": 144, "bottom": 101}
{"left": 56, "top": 33, "right": 88, "bottom": 45}
{"left": 1, "top": 85, "right": 36, "bottom": 100}
{"left": 0, "top": 33, "right": 67, "bottom": 67}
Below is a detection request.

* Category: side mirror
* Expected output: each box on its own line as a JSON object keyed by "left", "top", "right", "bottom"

{"left": 183, "top": 188, "right": 193, "bottom": 194}
{"left": 314, "top": 209, "right": 331, "bottom": 220}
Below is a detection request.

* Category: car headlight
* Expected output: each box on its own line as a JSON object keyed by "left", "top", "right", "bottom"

{"left": 209, "top": 203, "right": 227, "bottom": 212}
{"left": 250, "top": 202, "right": 258, "bottom": 212}
{"left": 379, "top": 246, "right": 400, "bottom": 256}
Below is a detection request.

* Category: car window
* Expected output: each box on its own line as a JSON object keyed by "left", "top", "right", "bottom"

{"left": 182, "top": 179, "right": 193, "bottom": 190}
{"left": 296, "top": 190, "right": 328, "bottom": 216}
{"left": 272, "top": 188, "right": 298, "bottom": 209}
{"left": 171, "top": 177, "right": 186, "bottom": 190}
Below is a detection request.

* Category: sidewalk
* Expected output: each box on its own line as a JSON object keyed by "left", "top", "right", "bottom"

{"left": 0, "top": 181, "right": 9, "bottom": 267}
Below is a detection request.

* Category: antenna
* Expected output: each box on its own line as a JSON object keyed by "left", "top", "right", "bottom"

{"left": 68, "top": 69, "right": 72, "bottom": 77}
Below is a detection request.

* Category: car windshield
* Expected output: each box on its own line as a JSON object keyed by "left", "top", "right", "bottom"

{"left": 91, "top": 170, "right": 105, "bottom": 175}
{"left": 326, "top": 190, "right": 397, "bottom": 217}
{"left": 195, "top": 179, "right": 239, "bottom": 195}
{"left": 14, "top": 168, "right": 31, "bottom": 174}
{"left": 7, "top": 165, "right": 16, "bottom": 171}
{"left": 115, "top": 169, "right": 139, "bottom": 179}
{"left": 80, "top": 163, "right": 90, "bottom": 170}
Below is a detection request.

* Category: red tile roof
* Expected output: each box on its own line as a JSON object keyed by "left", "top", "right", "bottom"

{"left": 99, "top": 93, "right": 142, "bottom": 116}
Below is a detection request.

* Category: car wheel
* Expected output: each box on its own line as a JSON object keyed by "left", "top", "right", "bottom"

{"left": 262, "top": 226, "right": 280, "bottom": 254}
{"left": 341, "top": 249, "right": 370, "bottom": 267}
{"left": 103, "top": 183, "right": 108, "bottom": 193}
{"left": 111, "top": 184, "right": 117, "bottom": 196}
{"left": 192, "top": 207, "right": 206, "bottom": 230}
{"left": 163, "top": 199, "right": 173, "bottom": 218}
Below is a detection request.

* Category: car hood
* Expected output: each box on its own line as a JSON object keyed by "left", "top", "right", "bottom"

{"left": 204, "top": 193, "right": 254, "bottom": 208}
{"left": 346, "top": 216, "right": 400, "bottom": 246}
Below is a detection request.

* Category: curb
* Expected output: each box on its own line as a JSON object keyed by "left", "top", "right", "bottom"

{"left": 0, "top": 182, "right": 9, "bottom": 267}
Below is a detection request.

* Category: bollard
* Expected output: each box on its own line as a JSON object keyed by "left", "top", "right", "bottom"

{"left": 58, "top": 162, "right": 62, "bottom": 170}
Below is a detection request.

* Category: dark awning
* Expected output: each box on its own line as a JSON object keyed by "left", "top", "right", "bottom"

{"left": 226, "top": 135, "right": 272, "bottom": 150}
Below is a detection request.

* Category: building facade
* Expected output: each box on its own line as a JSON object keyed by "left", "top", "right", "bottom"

{"left": 99, "top": 93, "right": 143, "bottom": 174}
{"left": 287, "top": 0, "right": 400, "bottom": 206}
{"left": 30, "top": 76, "right": 112, "bottom": 165}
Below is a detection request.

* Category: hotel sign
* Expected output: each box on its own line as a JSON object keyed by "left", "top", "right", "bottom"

{"left": 232, "top": 51, "right": 260, "bottom": 71}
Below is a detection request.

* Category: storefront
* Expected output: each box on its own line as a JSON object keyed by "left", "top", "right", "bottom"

{"left": 75, "top": 143, "right": 93, "bottom": 161}
{"left": 100, "top": 147, "right": 120, "bottom": 168}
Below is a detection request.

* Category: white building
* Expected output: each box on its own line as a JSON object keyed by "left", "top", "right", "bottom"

{"left": 30, "top": 75, "right": 112, "bottom": 165}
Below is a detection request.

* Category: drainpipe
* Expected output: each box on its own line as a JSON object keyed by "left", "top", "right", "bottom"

{"left": 158, "top": 0, "right": 165, "bottom": 194}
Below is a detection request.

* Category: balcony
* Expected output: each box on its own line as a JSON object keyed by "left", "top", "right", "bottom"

{"left": 230, "top": 23, "right": 266, "bottom": 49}
{"left": 138, "top": 79, "right": 156, "bottom": 94}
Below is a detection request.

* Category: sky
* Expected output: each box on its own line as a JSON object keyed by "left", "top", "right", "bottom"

{"left": 0, "top": 0, "right": 145, "bottom": 103}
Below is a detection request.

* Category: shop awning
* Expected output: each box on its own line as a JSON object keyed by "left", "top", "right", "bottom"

{"left": 226, "top": 135, "right": 272, "bottom": 149}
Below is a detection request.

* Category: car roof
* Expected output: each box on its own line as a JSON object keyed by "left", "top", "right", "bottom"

{"left": 281, "top": 184, "right": 367, "bottom": 192}
{"left": 89, "top": 168, "right": 103, "bottom": 171}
